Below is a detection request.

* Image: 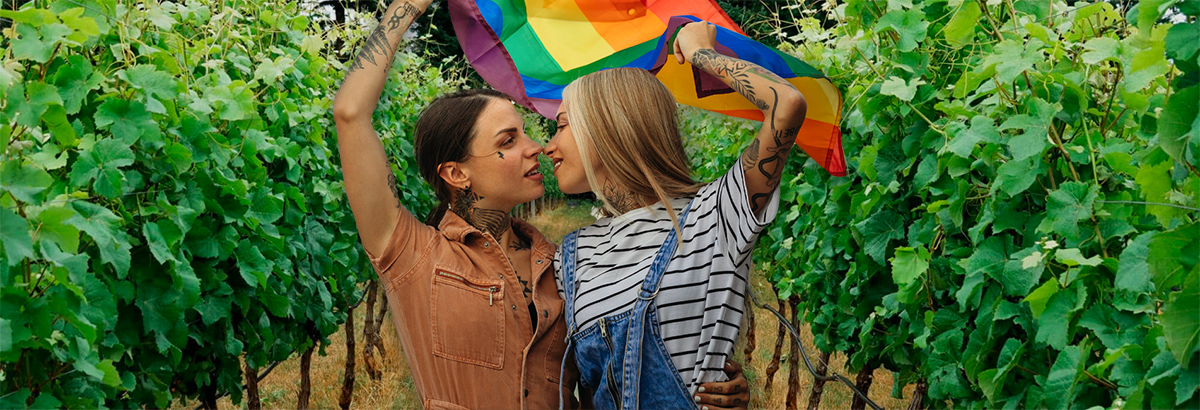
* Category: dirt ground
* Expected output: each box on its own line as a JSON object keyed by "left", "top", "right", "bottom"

{"left": 173, "top": 204, "right": 917, "bottom": 409}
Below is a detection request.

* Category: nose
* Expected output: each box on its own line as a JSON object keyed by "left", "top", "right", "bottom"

{"left": 544, "top": 134, "right": 558, "bottom": 156}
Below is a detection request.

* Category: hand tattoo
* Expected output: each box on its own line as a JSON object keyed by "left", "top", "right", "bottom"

{"left": 451, "top": 186, "right": 511, "bottom": 239}
{"left": 691, "top": 49, "right": 769, "bottom": 111}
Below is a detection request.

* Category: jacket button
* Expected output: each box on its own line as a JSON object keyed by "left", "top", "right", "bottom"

{"left": 536, "top": 259, "right": 543, "bottom": 264}
{"left": 543, "top": 310, "right": 548, "bottom": 318}
{"left": 484, "top": 242, "right": 490, "bottom": 248}
{"left": 511, "top": 305, "right": 516, "bottom": 310}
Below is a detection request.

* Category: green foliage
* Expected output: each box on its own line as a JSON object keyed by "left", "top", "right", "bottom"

{"left": 0, "top": 0, "right": 455, "bottom": 407}
{"left": 684, "top": 0, "right": 1198, "bottom": 407}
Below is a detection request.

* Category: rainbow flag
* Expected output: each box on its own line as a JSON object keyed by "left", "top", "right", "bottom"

{"left": 449, "top": 0, "right": 846, "bottom": 176}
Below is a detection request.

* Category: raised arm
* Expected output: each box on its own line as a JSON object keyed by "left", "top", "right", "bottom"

{"left": 332, "top": 0, "right": 429, "bottom": 257}
{"left": 672, "top": 22, "right": 808, "bottom": 215}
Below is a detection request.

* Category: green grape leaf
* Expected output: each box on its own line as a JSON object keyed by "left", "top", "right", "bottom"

{"left": 0, "top": 160, "right": 53, "bottom": 204}
{"left": 881, "top": 76, "right": 925, "bottom": 102}
{"left": 1082, "top": 37, "right": 1122, "bottom": 65}
{"left": 980, "top": 39, "right": 1043, "bottom": 83}
{"left": 0, "top": 208, "right": 33, "bottom": 267}
{"left": 236, "top": 240, "right": 272, "bottom": 288}
{"left": 891, "top": 246, "right": 929, "bottom": 285}
{"left": 875, "top": 9, "right": 930, "bottom": 52}
{"left": 1165, "top": 22, "right": 1200, "bottom": 62}
{"left": 942, "top": 1, "right": 981, "bottom": 47}
{"left": 34, "top": 205, "right": 80, "bottom": 252}
{"left": 948, "top": 116, "right": 997, "bottom": 158}
{"left": 1162, "top": 274, "right": 1200, "bottom": 368}
{"left": 94, "top": 99, "right": 155, "bottom": 143}
{"left": 143, "top": 221, "right": 177, "bottom": 264}
{"left": 68, "top": 201, "right": 131, "bottom": 277}
{"left": 120, "top": 64, "right": 178, "bottom": 101}
{"left": 1136, "top": 157, "right": 1182, "bottom": 227}
{"left": 1025, "top": 277, "right": 1060, "bottom": 318}
{"left": 1054, "top": 248, "right": 1102, "bottom": 267}
{"left": 1157, "top": 86, "right": 1200, "bottom": 167}
{"left": 992, "top": 156, "right": 1040, "bottom": 197}
{"left": 1036, "top": 182, "right": 1099, "bottom": 240}
{"left": 856, "top": 209, "right": 906, "bottom": 264}
{"left": 1001, "top": 247, "right": 1044, "bottom": 297}
{"left": 1041, "top": 345, "right": 1085, "bottom": 409}
{"left": 57, "top": 8, "right": 101, "bottom": 44}
{"left": 51, "top": 55, "right": 104, "bottom": 115}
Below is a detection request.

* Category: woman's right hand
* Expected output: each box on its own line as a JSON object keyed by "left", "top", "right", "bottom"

{"left": 672, "top": 21, "right": 718, "bottom": 66}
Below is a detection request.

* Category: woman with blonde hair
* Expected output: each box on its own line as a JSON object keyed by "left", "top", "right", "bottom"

{"left": 332, "top": 1, "right": 752, "bottom": 407}
{"left": 544, "top": 21, "right": 808, "bottom": 410}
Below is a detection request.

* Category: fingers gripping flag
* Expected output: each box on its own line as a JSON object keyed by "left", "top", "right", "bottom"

{"left": 449, "top": 0, "right": 846, "bottom": 176}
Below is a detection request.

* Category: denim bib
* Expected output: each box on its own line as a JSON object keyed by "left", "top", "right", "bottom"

{"left": 558, "top": 199, "right": 696, "bottom": 410}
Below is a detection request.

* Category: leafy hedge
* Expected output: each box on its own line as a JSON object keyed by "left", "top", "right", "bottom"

{"left": 0, "top": 0, "right": 456, "bottom": 407}
{"left": 687, "top": 0, "right": 1197, "bottom": 408}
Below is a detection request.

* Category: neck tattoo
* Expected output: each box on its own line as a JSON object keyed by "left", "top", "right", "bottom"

{"left": 451, "top": 187, "right": 511, "bottom": 239}
{"left": 602, "top": 178, "right": 642, "bottom": 215}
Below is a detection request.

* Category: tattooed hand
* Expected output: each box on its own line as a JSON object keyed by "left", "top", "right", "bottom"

{"left": 672, "top": 21, "right": 717, "bottom": 66}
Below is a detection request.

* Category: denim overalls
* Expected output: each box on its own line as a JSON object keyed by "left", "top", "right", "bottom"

{"left": 558, "top": 199, "right": 696, "bottom": 410}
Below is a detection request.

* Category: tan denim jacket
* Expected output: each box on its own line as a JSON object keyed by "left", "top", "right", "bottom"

{"left": 370, "top": 209, "right": 574, "bottom": 410}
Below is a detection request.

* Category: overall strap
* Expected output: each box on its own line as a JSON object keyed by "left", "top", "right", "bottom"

{"left": 621, "top": 198, "right": 696, "bottom": 409}
{"left": 558, "top": 229, "right": 581, "bottom": 410}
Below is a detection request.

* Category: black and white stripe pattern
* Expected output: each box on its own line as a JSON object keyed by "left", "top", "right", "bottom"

{"left": 555, "top": 159, "right": 780, "bottom": 393}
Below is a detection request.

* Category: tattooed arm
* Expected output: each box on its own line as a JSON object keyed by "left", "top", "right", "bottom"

{"left": 672, "top": 22, "right": 808, "bottom": 215}
{"left": 332, "top": 0, "right": 429, "bottom": 256}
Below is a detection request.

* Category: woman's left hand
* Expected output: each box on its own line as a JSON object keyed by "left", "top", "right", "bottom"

{"left": 672, "top": 21, "right": 717, "bottom": 66}
{"left": 694, "top": 360, "right": 751, "bottom": 410}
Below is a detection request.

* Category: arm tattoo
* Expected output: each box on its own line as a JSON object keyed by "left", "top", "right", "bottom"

{"left": 741, "top": 139, "right": 760, "bottom": 174}
{"left": 387, "top": 165, "right": 403, "bottom": 209}
{"left": 451, "top": 186, "right": 512, "bottom": 239}
{"left": 349, "top": 4, "right": 421, "bottom": 73}
{"left": 691, "top": 49, "right": 769, "bottom": 111}
{"left": 602, "top": 179, "right": 641, "bottom": 214}
{"left": 748, "top": 123, "right": 801, "bottom": 213}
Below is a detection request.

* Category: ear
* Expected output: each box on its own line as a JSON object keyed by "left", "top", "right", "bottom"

{"left": 437, "top": 162, "right": 471, "bottom": 190}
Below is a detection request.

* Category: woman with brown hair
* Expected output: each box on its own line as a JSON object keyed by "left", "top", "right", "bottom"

{"left": 544, "top": 21, "right": 807, "bottom": 410}
{"left": 332, "top": 1, "right": 750, "bottom": 408}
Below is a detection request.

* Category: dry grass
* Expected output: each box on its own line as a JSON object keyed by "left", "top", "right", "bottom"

{"left": 169, "top": 308, "right": 419, "bottom": 410}
{"left": 174, "top": 203, "right": 917, "bottom": 409}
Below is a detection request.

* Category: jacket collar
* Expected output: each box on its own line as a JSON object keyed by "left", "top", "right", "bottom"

{"left": 436, "top": 211, "right": 558, "bottom": 256}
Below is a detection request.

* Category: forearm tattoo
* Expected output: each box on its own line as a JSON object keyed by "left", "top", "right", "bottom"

{"left": 451, "top": 186, "right": 512, "bottom": 239}
{"left": 348, "top": 3, "right": 422, "bottom": 73}
{"left": 747, "top": 123, "right": 801, "bottom": 213}
{"left": 691, "top": 49, "right": 768, "bottom": 111}
{"left": 602, "top": 179, "right": 641, "bottom": 215}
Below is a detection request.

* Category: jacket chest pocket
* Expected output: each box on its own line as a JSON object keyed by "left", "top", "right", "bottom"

{"left": 431, "top": 268, "right": 506, "bottom": 369}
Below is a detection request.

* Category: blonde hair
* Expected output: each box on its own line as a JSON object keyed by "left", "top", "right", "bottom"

{"left": 562, "top": 68, "right": 702, "bottom": 239}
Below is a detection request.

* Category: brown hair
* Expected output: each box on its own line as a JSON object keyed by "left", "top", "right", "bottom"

{"left": 414, "top": 88, "right": 509, "bottom": 225}
{"left": 562, "top": 68, "right": 701, "bottom": 238}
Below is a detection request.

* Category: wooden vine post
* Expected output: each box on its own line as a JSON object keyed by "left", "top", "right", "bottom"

{"left": 763, "top": 298, "right": 787, "bottom": 392}
{"left": 374, "top": 290, "right": 389, "bottom": 357}
{"left": 806, "top": 350, "right": 831, "bottom": 410}
{"left": 298, "top": 343, "right": 315, "bottom": 410}
{"left": 906, "top": 379, "right": 927, "bottom": 410}
{"left": 785, "top": 296, "right": 801, "bottom": 410}
{"left": 339, "top": 305, "right": 356, "bottom": 410}
{"left": 363, "top": 281, "right": 381, "bottom": 380}
{"left": 849, "top": 368, "right": 875, "bottom": 410}
{"left": 244, "top": 360, "right": 261, "bottom": 410}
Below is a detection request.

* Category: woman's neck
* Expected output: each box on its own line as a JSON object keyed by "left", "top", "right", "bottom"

{"left": 601, "top": 177, "right": 650, "bottom": 215}
{"left": 450, "top": 187, "right": 512, "bottom": 239}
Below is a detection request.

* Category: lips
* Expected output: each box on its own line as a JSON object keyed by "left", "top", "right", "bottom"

{"left": 552, "top": 158, "right": 563, "bottom": 173}
{"left": 524, "top": 164, "right": 541, "bottom": 177}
